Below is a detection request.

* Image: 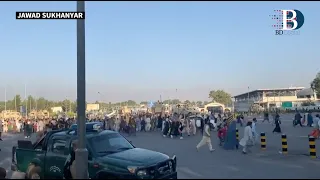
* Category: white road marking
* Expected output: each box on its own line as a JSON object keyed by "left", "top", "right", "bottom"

{"left": 252, "top": 158, "right": 304, "bottom": 169}
{"left": 177, "top": 167, "right": 202, "bottom": 177}
{"left": 252, "top": 158, "right": 275, "bottom": 165}
{"left": 285, "top": 164, "right": 304, "bottom": 169}
{"left": 225, "top": 165, "right": 240, "bottom": 171}
{"left": 298, "top": 136, "right": 309, "bottom": 138}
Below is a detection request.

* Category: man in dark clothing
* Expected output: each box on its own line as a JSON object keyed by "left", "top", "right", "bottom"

{"left": 157, "top": 115, "right": 163, "bottom": 131}
{"left": 294, "top": 112, "right": 303, "bottom": 127}
{"left": 262, "top": 112, "right": 270, "bottom": 123}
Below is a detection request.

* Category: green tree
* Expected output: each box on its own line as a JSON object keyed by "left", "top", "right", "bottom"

{"left": 162, "top": 100, "right": 170, "bottom": 104}
{"left": 196, "top": 101, "right": 203, "bottom": 106}
{"left": 311, "top": 72, "right": 320, "bottom": 97}
{"left": 37, "top": 97, "right": 48, "bottom": 110}
{"left": 171, "top": 99, "right": 180, "bottom": 105}
{"left": 184, "top": 100, "right": 191, "bottom": 104}
{"left": 27, "top": 95, "right": 36, "bottom": 110}
{"left": 208, "top": 90, "right": 232, "bottom": 105}
{"left": 61, "top": 99, "right": 72, "bottom": 112}
{"left": 126, "top": 100, "right": 137, "bottom": 106}
{"left": 140, "top": 101, "right": 148, "bottom": 105}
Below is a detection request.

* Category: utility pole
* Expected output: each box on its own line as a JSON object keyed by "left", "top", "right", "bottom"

{"left": 75, "top": 1, "right": 88, "bottom": 179}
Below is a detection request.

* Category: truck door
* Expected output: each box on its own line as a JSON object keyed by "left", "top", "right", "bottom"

{"left": 45, "top": 137, "right": 68, "bottom": 179}
{"left": 15, "top": 140, "right": 45, "bottom": 174}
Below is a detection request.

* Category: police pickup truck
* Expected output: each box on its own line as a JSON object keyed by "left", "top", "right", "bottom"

{"left": 11, "top": 122, "right": 177, "bottom": 179}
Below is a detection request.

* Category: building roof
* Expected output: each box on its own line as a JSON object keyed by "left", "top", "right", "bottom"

{"left": 296, "top": 88, "right": 315, "bottom": 96}
{"left": 233, "top": 87, "right": 305, "bottom": 98}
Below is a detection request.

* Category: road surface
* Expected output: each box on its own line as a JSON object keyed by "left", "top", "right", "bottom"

{"left": 0, "top": 133, "right": 37, "bottom": 178}
{"left": 125, "top": 114, "right": 320, "bottom": 179}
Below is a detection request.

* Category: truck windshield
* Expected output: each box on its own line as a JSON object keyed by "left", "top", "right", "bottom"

{"left": 88, "top": 133, "right": 134, "bottom": 156}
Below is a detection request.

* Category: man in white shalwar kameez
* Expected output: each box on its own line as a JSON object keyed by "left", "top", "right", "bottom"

{"left": 115, "top": 118, "right": 120, "bottom": 132}
{"left": 16, "top": 120, "right": 21, "bottom": 133}
{"left": 190, "top": 118, "right": 197, "bottom": 135}
{"left": 196, "top": 119, "right": 215, "bottom": 152}
{"left": 239, "top": 121, "right": 254, "bottom": 154}
{"left": 251, "top": 118, "right": 258, "bottom": 144}
{"left": 38, "top": 120, "right": 44, "bottom": 132}
{"left": 145, "top": 116, "right": 151, "bottom": 131}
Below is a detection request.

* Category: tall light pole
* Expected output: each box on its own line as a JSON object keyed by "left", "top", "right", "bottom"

{"left": 247, "top": 86, "right": 250, "bottom": 113}
{"left": 25, "top": 84, "right": 28, "bottom": 118}
{"left": 98, "top": 92, "right": 105, "bottom": 111}
{"left": 14, "top": 93, "right": 17, "bottom": 111}
{"left": 75, "top": 1, "right": 88, "bottom": 179}
{"left": 4, "top": 87, "right": 7, "bottom": 111}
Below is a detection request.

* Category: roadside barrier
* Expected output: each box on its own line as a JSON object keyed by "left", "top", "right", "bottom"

{"left": 260, "top": 132, "right": 266, "bottom": 150}
{"left": 236, "top": 129, "right": 239, "bottom": 149}
{"left": 281, "top": 134, "right": 288, "bottom": 154}
{"left": 309, "top": 136, "right": 317, "bottom": 159}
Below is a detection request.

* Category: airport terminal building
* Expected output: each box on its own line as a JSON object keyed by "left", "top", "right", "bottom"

{"left": 233, "top": 87, "right": 319, "bottom": 112}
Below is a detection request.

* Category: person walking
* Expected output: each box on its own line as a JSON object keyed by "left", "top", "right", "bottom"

{"left": 223, "top": 118, "right": 238, "bottom": 150}
{"left": 252, "top": 118, "right": 258, "bottom": 144}
{"left": 293, "top": 111, "right": 303, "bottom": 127}
{"left": 239, "top": 121, "right": 254, "bottom": 154}
{"left": 262, "top": 111, "right": 270, "bottom": 123}
{"left": 190, "top": 117, "right": 197, "bottom": 135}
{"left": 145, "top": 115, "right": 151, "bottom": 131}
{"left": 307, "top": 112, "right": 313, "bottom": 127}
{"left": 196, "top": 119, "right": 215, "bottom": 152}
{"left": 273, "top": 113, "right": 282, "bottom": 133}
{"left": 309, "top": 114, "right": 320, "bottom": 139}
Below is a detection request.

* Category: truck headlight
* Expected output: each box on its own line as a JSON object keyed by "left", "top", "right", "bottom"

{"left": 137, "top": 170, "right": 147, "bottom": 177}
{"left": 127, "top": 166, "right": 137, "bottom": 174}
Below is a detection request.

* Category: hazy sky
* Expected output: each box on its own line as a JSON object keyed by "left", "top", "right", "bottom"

{"left": 0, "top": 1, "right": 319, "bottom": 102}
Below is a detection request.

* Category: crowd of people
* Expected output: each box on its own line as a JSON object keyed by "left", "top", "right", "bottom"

{"left": 0, "top": 117, "right": 78, "bottom": 140}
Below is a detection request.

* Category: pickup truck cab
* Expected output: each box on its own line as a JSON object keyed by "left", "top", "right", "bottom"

{"left": 12, "top": 122, "right": 177, "bottom": 179}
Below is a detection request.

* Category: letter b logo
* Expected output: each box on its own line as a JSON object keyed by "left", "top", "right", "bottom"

{"left": 282, "top": 10, "right": 304, "bottom": 31}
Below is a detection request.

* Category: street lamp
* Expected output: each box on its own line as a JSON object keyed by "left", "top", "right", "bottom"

{"left": 75, "top": 1, "right": 88, "bottom": 179}
{"left": 98, "top": 92, "right": 106, "bottom": 111}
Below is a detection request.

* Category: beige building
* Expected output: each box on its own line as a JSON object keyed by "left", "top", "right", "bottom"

{"left": 233, "top": 87, "right": 318, "bottom": 112}
{"left": 0, "top": 110, "right": 21, "bottom": 120}
{"left": 51, "top": 106, "right": 63, "bottom": 113}
{"left": 86, "top": 103, "right": 100, "bottom": 111}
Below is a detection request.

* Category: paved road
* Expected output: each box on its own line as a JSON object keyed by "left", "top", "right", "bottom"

{"left": 124, "top": 115, "right": 320, "bottom": 179}
{"left": 0, "top": 133, "right": 36, "bottom": 178}
{"left": 1, "top": 114, "right": 320, "bottom": 179}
